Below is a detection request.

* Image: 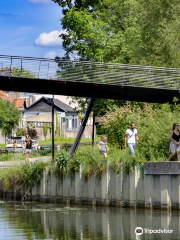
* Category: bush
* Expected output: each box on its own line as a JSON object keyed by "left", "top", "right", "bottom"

{"left": 100, "top": 101, "right": 180, "bottom": 160}
{"left": 27, "top": 128, "right": 38, "bottom": 139}
{"left": 96, "top": 125, "right": 105, "bottom": 135}
{"left": 55, "top": 150, "right": 69, "bottom": 173}
{"left": 16, "top": 128, "right": 26, "bottom": 136}
{"left": 0, "top": 160, "right": 49, "bottom": 190}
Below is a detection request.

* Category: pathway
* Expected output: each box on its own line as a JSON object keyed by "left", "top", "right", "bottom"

{"left": 0, "top": 156, "right": 52, "bottom": 168}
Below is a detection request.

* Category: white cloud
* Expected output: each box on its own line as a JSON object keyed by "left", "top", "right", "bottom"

{"left": 44, "top": 51, "right": 57, "bottom": 59}
{"left": 44, "top": 50, "right": 65, "bottom": 59}
{"left": 28, "top": 0, "right": 51, "bottom": 4}
{"left": 34, "top": 30, "right": 66, "bottom": 47}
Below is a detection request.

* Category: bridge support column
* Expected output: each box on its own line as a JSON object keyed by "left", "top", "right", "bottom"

{"left": 51, "top": 95, "right": 55, "bottom": 161}
{"left": 69, "top": 92, "right": 96, "bottom": 156}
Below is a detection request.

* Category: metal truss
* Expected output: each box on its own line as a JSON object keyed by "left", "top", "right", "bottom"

{"left": 0, "top": 55, "right": 180, "bottom": 90}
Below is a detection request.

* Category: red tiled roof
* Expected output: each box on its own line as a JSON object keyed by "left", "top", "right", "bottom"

{"left": 0, "top": 90, "right": 25, "bottom": 110}
{"left": 13, "top": 99, "right": 25, "bottom": 110}
{"left": 0, "top": 90, "right": 11, "bottom": 102}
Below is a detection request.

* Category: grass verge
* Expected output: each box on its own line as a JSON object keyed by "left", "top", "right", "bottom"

{"left": 0, "top": 160, "right": 50, "bottom": 190}
{"left": 39, "top": 137, "right": 99, "bottom": 145}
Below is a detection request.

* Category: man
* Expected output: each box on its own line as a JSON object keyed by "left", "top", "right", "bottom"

{"left": 125, "top": 123, "right": 139, "bottom": 155}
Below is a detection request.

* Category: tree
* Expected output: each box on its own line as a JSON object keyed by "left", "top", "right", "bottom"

{"left": 11, "top": 67, "right": 35, "bottom": 78}
{"left": 129, "top": 0, "right": 180, "bottom": 68}
{"left": 53, "top": 0, "right": 180, "bottom": 67}
{"left": 54, "top": 0, "right": 180, "bottom": 120}
{"left": 54, "top": 0, "right": 132, "bottom": 62}
{"left": 0, "top": 100, "right": 21, "bottom": 137}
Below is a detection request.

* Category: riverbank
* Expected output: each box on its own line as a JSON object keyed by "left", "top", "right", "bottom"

{"left": 0, "top": 161, "right": 180, "bottom": 210}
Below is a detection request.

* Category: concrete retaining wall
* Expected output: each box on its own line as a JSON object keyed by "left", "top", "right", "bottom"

{"left": 2, "top": 162, "right": 180, "bottom": 210}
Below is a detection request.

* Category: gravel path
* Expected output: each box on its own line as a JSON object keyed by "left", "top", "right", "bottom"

{"left": 0, "top": 156, "right": 52, "bottom": 168}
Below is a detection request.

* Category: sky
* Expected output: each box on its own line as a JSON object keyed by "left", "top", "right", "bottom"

{"left": 0, "top": 0, "right": 65, "bottom": 59}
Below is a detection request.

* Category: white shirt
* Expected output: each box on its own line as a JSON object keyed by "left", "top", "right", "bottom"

{"left": 125, "top": 128, "right": 137, "bottom": 144}
{"left": 99, "top": 141, "right": 107, "bottom": 151}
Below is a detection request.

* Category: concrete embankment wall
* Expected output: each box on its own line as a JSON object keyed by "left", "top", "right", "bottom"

{"left": 1, "top": 162, "right": 180, "bottom": 210}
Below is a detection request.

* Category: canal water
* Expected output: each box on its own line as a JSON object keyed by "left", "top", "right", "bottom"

{"left": 0, "top": 200, "right": 179, "bottom": 240}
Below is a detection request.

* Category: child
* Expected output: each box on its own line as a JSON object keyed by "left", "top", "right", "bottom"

{"left": 98, "top": 135, "right": 109, "bottom": 158}
{"left": 12, "top": 140, "right": 17, "bottom": 148}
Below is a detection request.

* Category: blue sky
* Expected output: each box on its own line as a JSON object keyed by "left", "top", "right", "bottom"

{"left": 0, "top": 0, "right": 64, "bottom": 59}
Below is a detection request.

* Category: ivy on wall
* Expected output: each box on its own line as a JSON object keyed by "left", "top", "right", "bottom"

{"left": 47, "top": 126, "right": 52, "bottom": 137}
{"left": 43, "top": 124, "right": 47, "bottom": 140}
{"left": 55, "top": 113, "right": 61, "bottom": 137}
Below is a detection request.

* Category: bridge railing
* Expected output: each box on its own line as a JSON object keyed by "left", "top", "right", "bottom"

{"left": 0, "top": 55, "right": 180, "bottom": 90}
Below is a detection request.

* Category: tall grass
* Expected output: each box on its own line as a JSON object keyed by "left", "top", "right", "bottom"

{"left": 55, "top": 145, "right": 153, "bottom": 178}
{"left": 0, "top": 160, "right": 49, "bottom": 190}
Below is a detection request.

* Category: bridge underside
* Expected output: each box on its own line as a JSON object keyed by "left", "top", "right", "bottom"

{"left": 0, "top": 76, "right": 179, "bottom": 104}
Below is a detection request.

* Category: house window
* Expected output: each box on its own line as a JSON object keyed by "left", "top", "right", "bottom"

{"left": 75, "top": 119, "right": 77, "bottom": 128}
{"left": 72, "top": 119, "right": 74, "bottom": 128}
{"left": 66, "top": 119, "right": 69, "bottom": 129}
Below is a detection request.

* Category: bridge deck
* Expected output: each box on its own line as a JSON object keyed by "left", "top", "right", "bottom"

{"left": 0, "top": 75, "right": 179, "bottom": 104}
{"left": 0, "top": 55, "right": 180, "bottom": 103}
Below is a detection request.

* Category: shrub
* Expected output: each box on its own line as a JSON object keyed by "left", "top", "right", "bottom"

{"left": 16, "top": 128, "right": 26, "bottom": 136}
{"left": 55, "top": 150, "right": 69, "bottom": 173}
{"left": 0, "top": 160, "right": 49, "bottom": 190}
{"left": 100, "top": 101, "right": 180, "bottom": 160}
{"left": 27, "top": 128, "right": 38, "bottom": 139}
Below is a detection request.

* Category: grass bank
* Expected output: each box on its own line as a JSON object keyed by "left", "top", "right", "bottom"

{"left": 54, "top": 145, "right": 150, "bottom": 177}
{"left": 0, "top": 144, "right": 169, "bottom": 190}
{"left": 39, "top": 137, "right": 99, "bottom": 146}
{"left": 0, "top": 160, "right": 50, "bottom": 190}
{"left": 0, "top": 144, "right": 6, "bottom": 149}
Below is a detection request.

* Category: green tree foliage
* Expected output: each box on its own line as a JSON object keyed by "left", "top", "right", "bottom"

{"left": 129, "top": 0, "right": 180, "bottom": 67}
{"left": 68, "top": 95, "right": 145, "bottom": 116}
{"left": 11, "top": 67, "right": 35, "bottom": 78}
{"left": 53, "top": 0, "right": 180, "bottom": 123}
{"left": 0, "top": 100, "right": 20, "bottom": 136}
{"left": 53, "top": 0, "right": 180, "bottom": 67}
{"left": 100, "top": 101, "right": 180, "bottom": 160}
{"left": 55, "top": 0, "right": 131, "bottom": 62}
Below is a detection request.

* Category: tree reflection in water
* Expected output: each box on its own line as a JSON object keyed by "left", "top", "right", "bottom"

{"left": 0, "top": 201, "right": 180, "bottom": 240}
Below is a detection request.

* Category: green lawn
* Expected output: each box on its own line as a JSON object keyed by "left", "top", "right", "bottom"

{"left": 39, "top": 137, "right": 99, "bottom": 146}
{"left": 0, "top": 144, "right": 6, "bottom": 149}
{"left": 0, "top": 137, "right": 100, "bottom": 148}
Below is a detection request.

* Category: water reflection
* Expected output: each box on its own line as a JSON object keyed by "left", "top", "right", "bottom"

{"left": 0, "top": 200, "right": 179, "bottom": 240}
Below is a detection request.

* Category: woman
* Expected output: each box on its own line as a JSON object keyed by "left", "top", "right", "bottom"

{"left": 23, "top": 135, "right": 32, "bottom": 163}
{"left": 167, "top": 123, "right": 180, "bottom": 161}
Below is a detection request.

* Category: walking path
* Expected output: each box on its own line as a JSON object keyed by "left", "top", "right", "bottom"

{"left": 0, "top": 156, "right": 52, "bottom": 168}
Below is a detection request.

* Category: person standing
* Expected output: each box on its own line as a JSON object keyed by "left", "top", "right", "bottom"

{"left": 23, "top": 134, "right": 32, "bottom": 163}
{"left": 125, "top": 123, "right": 139, "bottom": 155}
{"left": 167, "top": 123, "right": 180, "bottom": 161}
